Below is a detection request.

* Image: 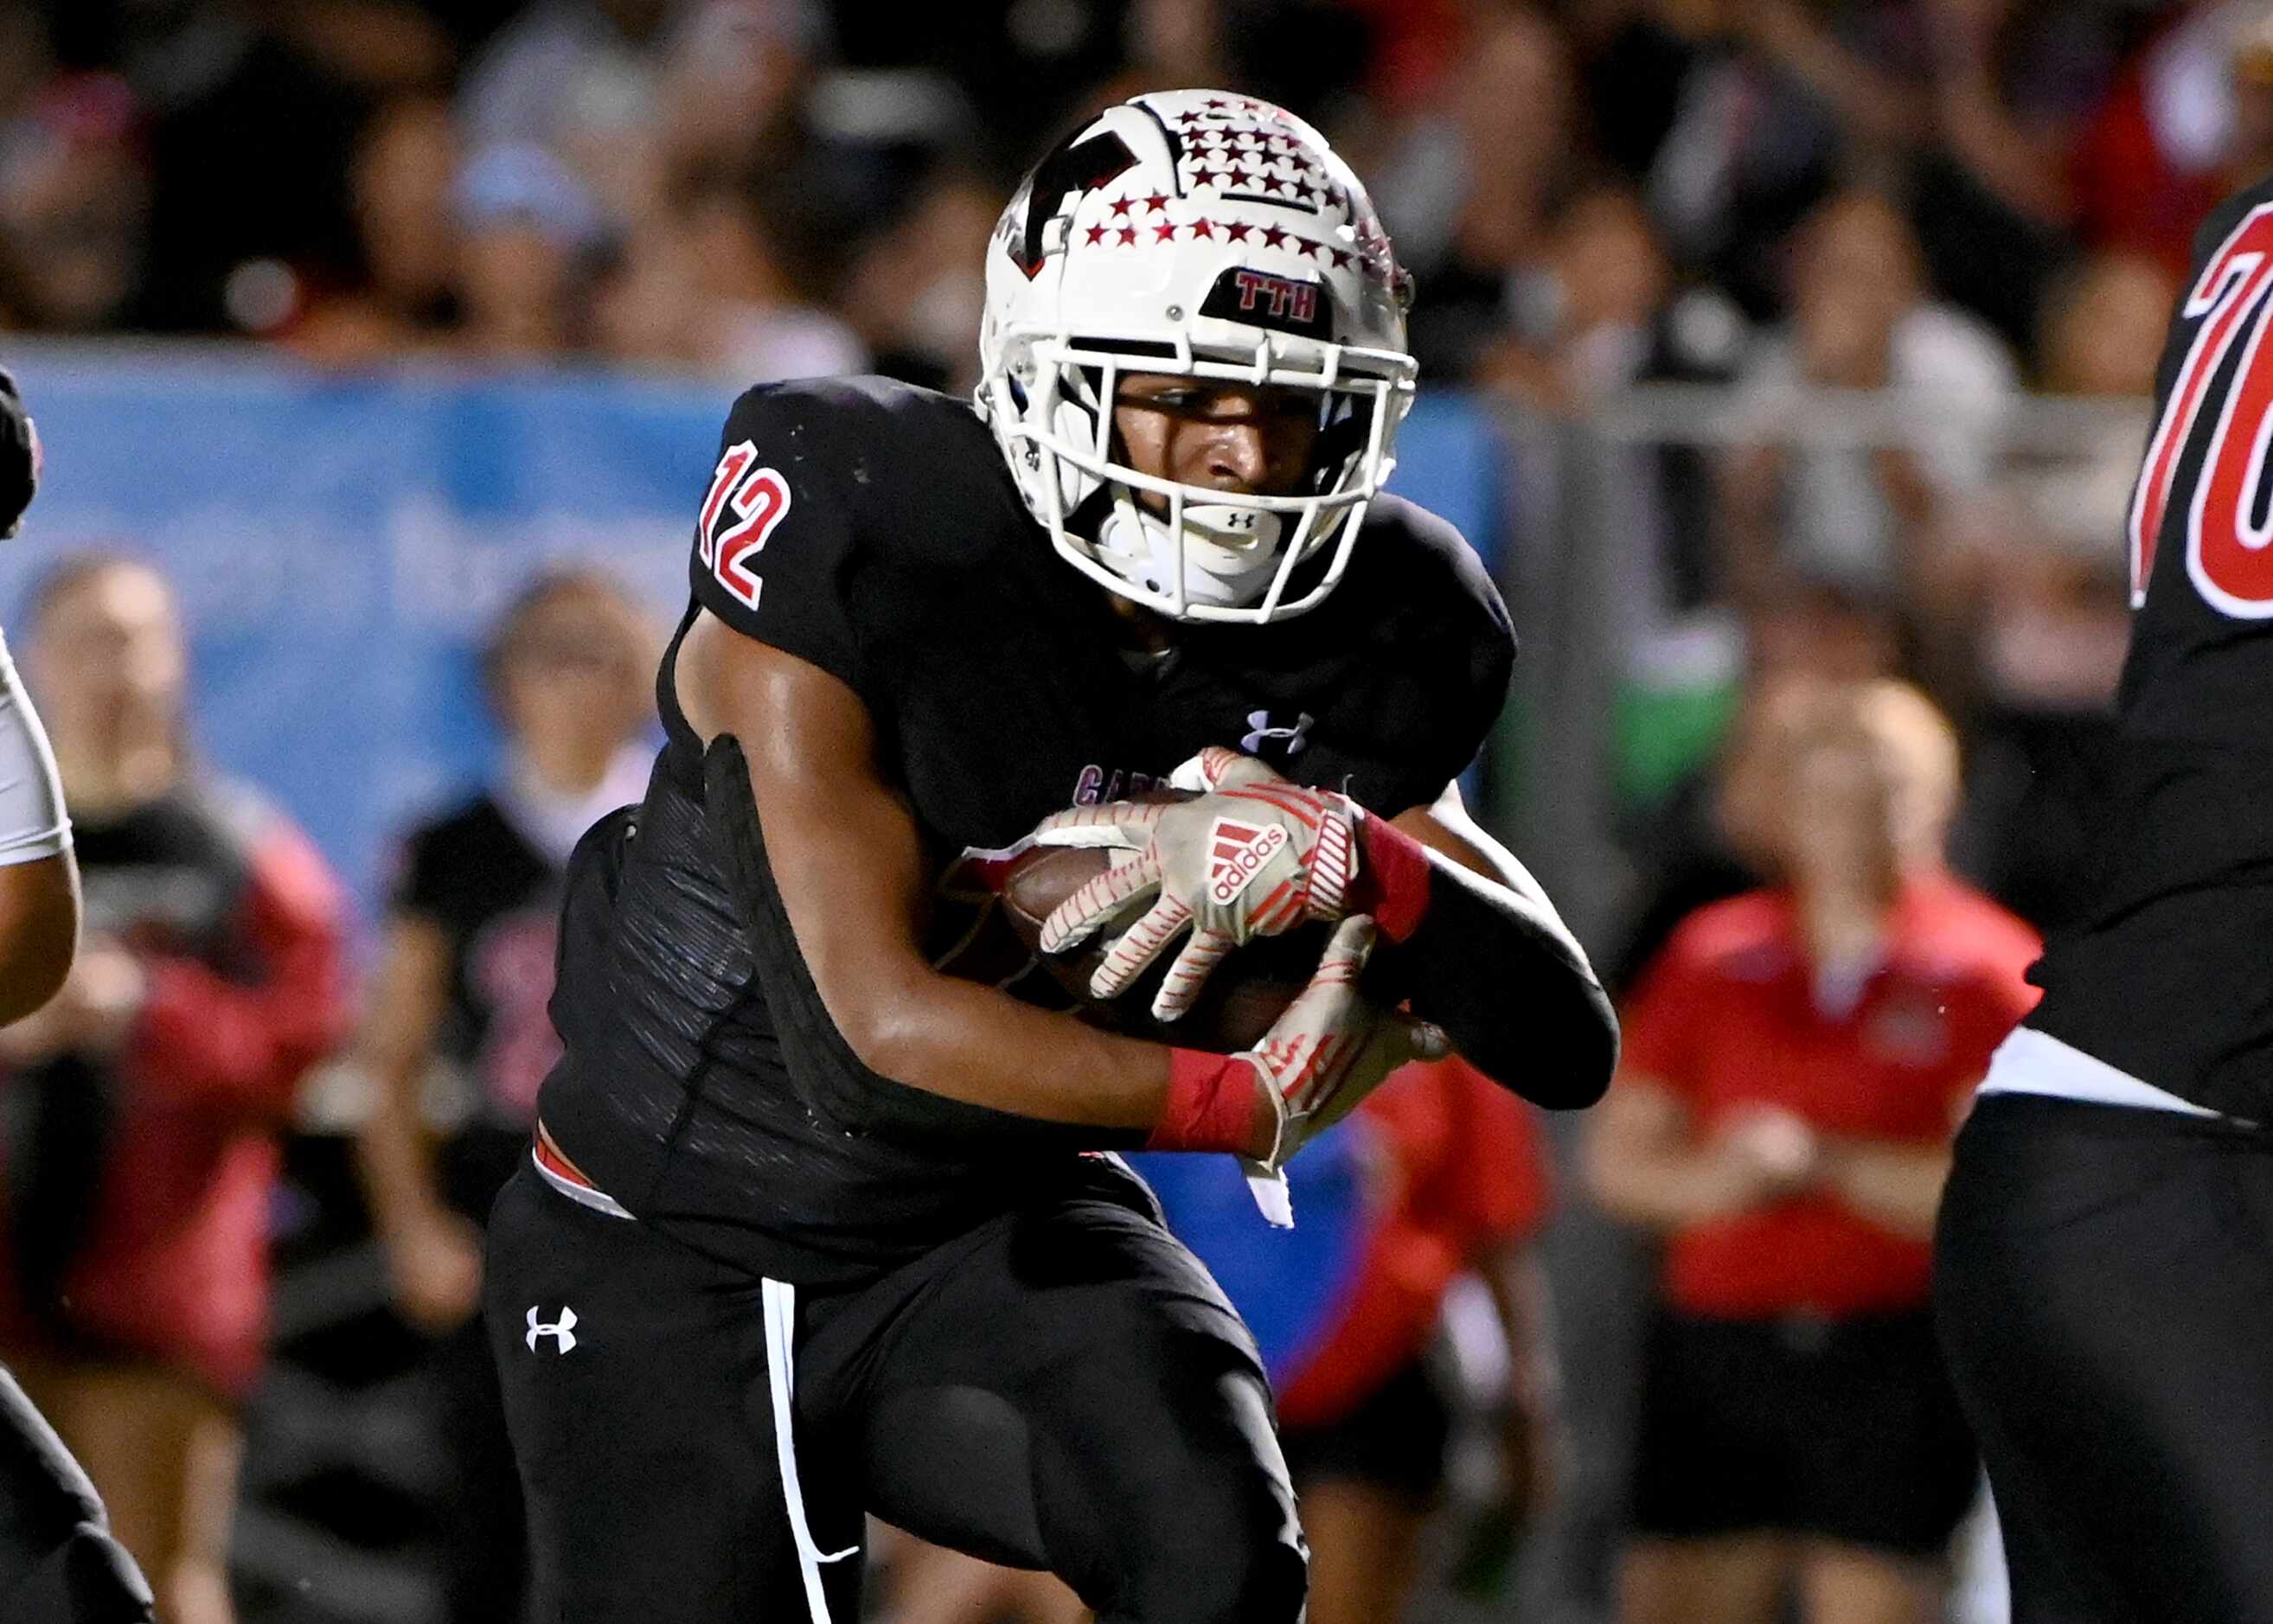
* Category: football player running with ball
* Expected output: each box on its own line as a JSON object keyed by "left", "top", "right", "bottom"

{"left": 1937, "top": 174, "right": 2273, "bottom": 1620}
{"left": 484, "top": 91, "right": 1616, "bottom": 1624}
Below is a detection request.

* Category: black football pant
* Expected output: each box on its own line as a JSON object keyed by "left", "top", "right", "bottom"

{"left": 483, "top": 1160, "right": 1305, "bottom": 1622}
{"left": 1937, "top": 1094, "right": 2273, "bottom": 1622}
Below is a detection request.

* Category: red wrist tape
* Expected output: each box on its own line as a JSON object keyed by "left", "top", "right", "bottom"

{"left": 1350, "top": 813, "right": 1432, "bottom": 942}
{"left": 1151, "top": 1049, "right": 1267, "bottom": 1154}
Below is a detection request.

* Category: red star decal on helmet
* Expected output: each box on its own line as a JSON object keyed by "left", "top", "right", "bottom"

{"left": 1143, "top": 193, "right": 1170, "bottom": 214}
{"left": 1205, "top": 97, "right": 1229, "bottom": 110}
{"left": 1117, "top": 226, "right": 1139, "bottom": 244}
{"left": 1223, "top": 221, "right": 1252, "bottom": 241}
{"left": 1199, "top": 169, "right": 1228, "bottom": 189}
{"left": 1329, "top": 246, "right": 1353, "bottom": 268}
{"left": 1189, "top": 217, "right": 1216, "bottom": 238}
{"left": 1085, "top": 224, "right": 1109, "bottom": 245}
{"left": 1297, "top": 184, "right": 1321, "bottom": 206}
{"left": 1153, "top": 221, "right": 1177, "bottom": 241}
{"left": 1261, "top": 225, "right": 1288, "bottom": 248}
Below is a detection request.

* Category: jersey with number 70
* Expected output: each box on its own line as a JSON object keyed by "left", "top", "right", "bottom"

{"left": 2026, "top": 168, "right": 2273, "bottom": 1118}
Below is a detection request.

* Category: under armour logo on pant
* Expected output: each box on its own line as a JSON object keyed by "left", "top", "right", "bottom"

{"left": 1242, "top": 710, "right": 1314, "bottom": 757}
{"left": 527, "top": 1305, "right": 579, "bottom": 1353}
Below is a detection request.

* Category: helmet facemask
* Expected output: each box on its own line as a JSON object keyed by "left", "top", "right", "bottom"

{"left": 989, "top": 330, "right": 1414, "bottom": 623}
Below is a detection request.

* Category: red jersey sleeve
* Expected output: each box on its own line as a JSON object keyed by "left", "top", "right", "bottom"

{"left": 125, "top": 815, "right": 352, "bottom": 1122}
{"left": 1441, "top": 1057, "right": 1552, "bottom": 1244}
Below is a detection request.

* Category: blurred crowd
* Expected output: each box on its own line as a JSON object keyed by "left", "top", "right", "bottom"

{"left": 0, "top": 0, "right": 2253, "bottom": 393}
{"left": 0, "top": 0, "right": 2237, "bottom": 723}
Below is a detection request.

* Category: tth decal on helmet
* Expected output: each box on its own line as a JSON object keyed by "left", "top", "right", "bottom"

{"left": 1201, "top": 267, "right": 1329, "bottom": 341}
{"left": 977, "top": 88, "right": 1420, "bottom": 627}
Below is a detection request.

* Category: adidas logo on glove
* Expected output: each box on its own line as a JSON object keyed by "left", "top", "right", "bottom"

{"left": 1207, "top": 818, "right": 1290, "bottom": 905}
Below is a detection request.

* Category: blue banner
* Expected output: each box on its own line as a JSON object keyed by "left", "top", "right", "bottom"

{"left": 3, "top": 343, "right": 1501, "bottom": 937}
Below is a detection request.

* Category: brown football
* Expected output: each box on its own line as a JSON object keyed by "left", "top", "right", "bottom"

{"left": 937, "top": 793, "right": 1329, "bottom": 1054}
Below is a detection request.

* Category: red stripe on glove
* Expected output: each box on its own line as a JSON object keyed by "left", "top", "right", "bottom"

{"left": 1349, "top": 812, "right": 1432, "bottom": 943}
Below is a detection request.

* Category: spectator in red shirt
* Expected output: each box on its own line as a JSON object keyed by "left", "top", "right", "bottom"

{"left": 0, "top": 557, "right": 350, "bottom": 1624}
{"left": 1587, "top": 679, "right": 2037, "bottom": 1624}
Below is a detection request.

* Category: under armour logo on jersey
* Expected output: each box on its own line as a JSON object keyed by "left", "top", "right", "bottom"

{"left": 526, "top": 1306, "right": 579, "bottom": 1354}
{"left": 1207, "top": 816, "right": 1290, "bottom": 905}
{"left": 1242, "top": 710, "right": 1314, "bottom": 757}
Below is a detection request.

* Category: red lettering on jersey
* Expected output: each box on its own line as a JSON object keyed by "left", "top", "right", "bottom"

{"left": 697, "top": 441, "right": 756, "bottom": 567}
{"left": 701, "top": 454, "right": 792, "bottom": 612}
{"left": 2129, "top": 204, "right": 2273, "bottom": 613}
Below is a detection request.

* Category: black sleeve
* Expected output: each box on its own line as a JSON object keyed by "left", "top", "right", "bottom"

{"left": 688, "top": 385, "right": 873, "bottom": 705}
{"left": 1341, "top": 501, "right": 1518, "bottom": 815}
{"left": 1428, "top": 533, "right": 1518, "bottom": 797}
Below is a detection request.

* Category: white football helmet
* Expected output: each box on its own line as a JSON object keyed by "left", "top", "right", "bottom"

{"left": 977, "top": 89, "right": 1418, "bottom": 624}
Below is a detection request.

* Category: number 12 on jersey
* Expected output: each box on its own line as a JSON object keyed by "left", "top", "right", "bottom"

{"left": 2131, "top": 203, "right": 2273, "bottom": 618}
{"left": 697, "top": 440, "right": 792, "bottom": 612}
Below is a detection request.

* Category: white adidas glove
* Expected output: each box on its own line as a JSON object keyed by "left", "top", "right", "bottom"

{"left": 1236, "top": 915, "right": 1447, "bottom": 1226}
{"left": 1030, "top": 746, "right": 1359, "bottom": 1022}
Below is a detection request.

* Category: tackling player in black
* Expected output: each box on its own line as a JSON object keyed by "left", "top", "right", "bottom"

{"left": 483, "top": 90, "right": 1616, "bottom": 1622}
{"left": 1937, "top": 170, "right": 2273, "bottom": 1621}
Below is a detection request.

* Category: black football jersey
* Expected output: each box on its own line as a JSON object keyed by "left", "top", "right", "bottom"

{"left": 2026, "top": 170, "right": 2273, "bottom": 1115}
{"left": 537, "top": 376, "right": 1515, "bottom": 1282}
{"left": 390, "top": 793, "right": 572, "bottom": 1219}
{"left": 393, "top": 795, "right": 561, "bottom": 1130}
